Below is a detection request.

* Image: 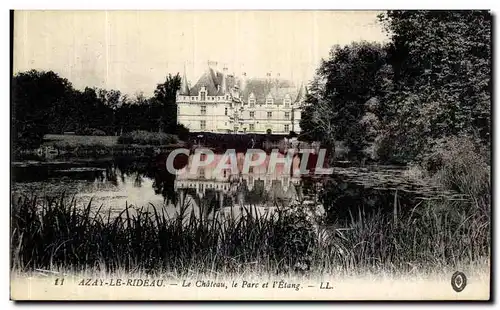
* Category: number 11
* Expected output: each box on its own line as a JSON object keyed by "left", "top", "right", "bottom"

{"left": 54, "top": 278, "right": 64, "bottom": 285}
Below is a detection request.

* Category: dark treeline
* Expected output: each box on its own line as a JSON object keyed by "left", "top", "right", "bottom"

{"left": 300, "top": 11, "right": 491, "bottom": 165}
{"left": 12, "top": 70, "right": 188, "bottom": 148}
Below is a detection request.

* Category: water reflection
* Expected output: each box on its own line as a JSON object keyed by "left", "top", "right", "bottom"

{"left": 12, "top": 151, "right": 319, "bottom": 219}
{"left": 12, "top": 152, "right": 428, "bottom": 224}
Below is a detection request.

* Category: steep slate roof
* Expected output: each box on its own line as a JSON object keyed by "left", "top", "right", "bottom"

{"left": 294, "top": 82, "right": 307, "bottom": 103}
{"left": 238, "top": 78, "right": 297, "bottom": 104}
{"left": 189, "top": 68, "right": 238, "bottom": 97}
{"left": 179, "top": 68, "right": 191, "bottom": 95}
{"left": 187, "top": 65, "right": 304, "bottom": 103}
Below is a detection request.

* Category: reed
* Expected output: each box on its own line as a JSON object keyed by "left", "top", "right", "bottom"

{"left": 11, "top": 192, "right": 490, "bottom": 276}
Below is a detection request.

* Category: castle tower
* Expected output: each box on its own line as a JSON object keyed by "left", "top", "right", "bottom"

{"left": 179, "top": 62, "right": 190, "bottom": 95}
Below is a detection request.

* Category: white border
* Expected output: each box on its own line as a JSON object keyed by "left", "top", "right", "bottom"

{"left": 2, "top": 1, "right": 498, "bottom": 309}
{"left": 3, "top": 0, "right": 499, "bottom": 10}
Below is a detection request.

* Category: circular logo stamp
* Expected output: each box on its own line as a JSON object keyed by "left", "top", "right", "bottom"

{"left": 451, "top": 271, "right": 467, "bottom": 292}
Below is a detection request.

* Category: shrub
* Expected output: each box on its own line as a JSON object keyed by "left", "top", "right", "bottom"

{"left": 421, "top": 135, "right": 490, "bottom": 200}
{"left": 174, "top": 123, "right": 190, "bottom": 141}
{"left": 77, "top": 127, "right": 107, "bottom": 136}
{"left": 373, "top": 133, "right": 411, "bottom": 164}
{"left": 118, "top": 130, "right": 179, "bottom": 146}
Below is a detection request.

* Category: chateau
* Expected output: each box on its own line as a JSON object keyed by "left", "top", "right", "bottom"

{"left": 176, "top": 61, "right": 306, "bottom": 134}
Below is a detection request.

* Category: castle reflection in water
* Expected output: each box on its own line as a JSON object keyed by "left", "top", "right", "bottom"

{"left": 172, "top": 152, "right": 321, "bottom": 219}
{"left": 29, "top": 151, "right": 326, "bottom": 220}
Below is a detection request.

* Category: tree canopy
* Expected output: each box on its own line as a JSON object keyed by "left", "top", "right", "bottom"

{"left": 300, "top": 10, "right": 491, "bottom": 164}
{"left": 12, "top": 70, "right": 185, "bottom": 148}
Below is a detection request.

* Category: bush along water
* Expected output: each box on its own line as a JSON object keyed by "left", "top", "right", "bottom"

{"left": 118, "top": 130, "right": 180, "bottom": 146}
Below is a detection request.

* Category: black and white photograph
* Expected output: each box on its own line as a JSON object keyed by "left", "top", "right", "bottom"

{"left": 9, "top": 10, "right": 491, "bottom": 300}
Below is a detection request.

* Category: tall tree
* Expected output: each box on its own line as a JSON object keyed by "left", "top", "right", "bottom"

{"left": 300, "top": 42, "right": 389, "bottom": 160}
{"left": 153, "top": 73, "right": 181, "bottom": 133}
{"left": 12, "top": 70, "right": 74, "bottom": 147}
{"left": 378, "top": 11, "right": 492, "bottom": 160}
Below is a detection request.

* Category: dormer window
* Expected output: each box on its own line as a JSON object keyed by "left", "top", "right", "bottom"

{"left": 200, "top": 91, "right": 206, "bottom": 102}
{"left": 284, "top": 94, "right": 291, "bottom": 107}
{"left": 266, "top": 94, "right": 274, "bottom": 105}
{"left": 249, "top": 93, "right": 256, "bottom": 107}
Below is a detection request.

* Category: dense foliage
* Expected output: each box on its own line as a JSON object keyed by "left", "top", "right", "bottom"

{"left": 12, "top": 71, "right": 187, "bottom": 148}
{"left": 117, "top": 130, "right": 180, "bottom": 146}
{"left": 300, "top": 10, "right": 491, "bottom": 164}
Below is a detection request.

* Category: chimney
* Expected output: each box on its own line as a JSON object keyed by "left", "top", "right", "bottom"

{"left": 240, "top": 72, "right": 247, "bottom": 92}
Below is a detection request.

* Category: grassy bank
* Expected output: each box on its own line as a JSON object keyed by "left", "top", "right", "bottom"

{"left": 117, "top": 130, "right": 179, "bottom": 146}
{"left": 43, "top": 134, "right": 119, "bottom": 148}
{"left": 26, "top": 134, "right": 185, "bottom": 157}
{"left": 11, "top": 192, "right": 490, "bottom": 276}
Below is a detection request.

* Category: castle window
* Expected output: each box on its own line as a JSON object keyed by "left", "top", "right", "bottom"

{"left": 249, "top": 93, "right": 256, "bottom": 107}
{"left": 284, "top": 94, "right": 291, "bottom": 107}
{"left": 249, "top": 124, "right": 254, "bottom": 131}
{"left": 285, "top": 112, "right": 290, "bottom": 120}
{"left": 200, "top": 120, "right": 206, "bottom": 130}
{"left": 201, "top": 105, "right": 207, "bottom": 115}
{"left": 225, "top": 107, "right": 228, "bottom": 115}
{"left": 200, "top": 91, "right": 206, "bottom": 101}
{"left": 284, "top": 124, "right": 290, "bottom": 132}
{"left": 250, "top": 111, "right": 255, "bottom": 118}
{"left": 266, "top": 97, "right": 274, "bottom": 105}
{"left": 267, "top": 112, "right": 272, "bottom": 119}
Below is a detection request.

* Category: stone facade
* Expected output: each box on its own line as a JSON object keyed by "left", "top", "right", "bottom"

{"left": 176, "top": 61, "right": 306, "bottom": 134}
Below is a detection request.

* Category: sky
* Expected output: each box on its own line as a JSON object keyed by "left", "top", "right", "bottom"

{"left": 13, "top": 10, "right": 389, "bottom": 96}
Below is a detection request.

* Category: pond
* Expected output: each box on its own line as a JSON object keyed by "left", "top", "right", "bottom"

{"left": 12, "top": 151, "right": 320, "bottom": 218}
{"left": 11, "top": 150, "right": 435, "bottom": 224}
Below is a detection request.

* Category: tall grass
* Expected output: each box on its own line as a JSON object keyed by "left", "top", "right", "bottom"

{"left": 11, "top": 191, "right": 490, "bottom": 276}
{"left": 316, "top": 199, "right": 490, "bottom": 274}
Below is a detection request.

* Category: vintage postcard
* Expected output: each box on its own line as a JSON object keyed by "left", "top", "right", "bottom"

{"left": 10, "top": 10, "right": 491, "bottom": 301}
